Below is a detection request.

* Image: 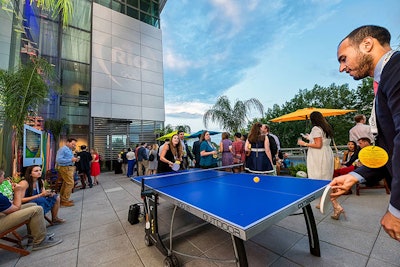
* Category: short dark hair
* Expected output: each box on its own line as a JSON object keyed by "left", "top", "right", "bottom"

{"left": 345, "top": 25, "right": 391, "bottom": 47}
{"left": 67, "top": 138, "right": 77, "bottom": 143}
{"left": 354, "top": 114, "right": 366, "bottom": 123}
{"left": 80, "top": 145, "right": 87, "bottom": 150}
{"left": 358, "top": 137, "right": 372, "bottom": 144}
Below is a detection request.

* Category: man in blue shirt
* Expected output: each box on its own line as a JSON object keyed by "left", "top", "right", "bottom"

{"left": 56, "top": 138, "right": 79, "bottom": 207}
{"left": 0, "top": 183, "right": 62, "bottom": 251}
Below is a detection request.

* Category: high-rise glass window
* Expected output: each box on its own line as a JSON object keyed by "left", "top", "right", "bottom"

{"left": 112, "top": 0, "right": 125, "bottom": 13}
{"left": 127, "top": 0, "right": 139, "bottom": 8}
{"left": 69, "top": 0, "right": 92, "bottom": 31}
{"left": 127, "top": 6, "right": 139, "bottom": 19}
{"left": 62, "top": 28, "right": 90, "bottom": 63}
{"left": 94, "top": 0, "right": 160, "bottom": 28}
{"left": 39, "top": 21, "right": 59, "bottom": 59}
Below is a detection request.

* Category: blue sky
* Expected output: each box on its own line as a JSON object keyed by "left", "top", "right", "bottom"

{"left": 160, "top": 0, "right": 400, "bottom": 132}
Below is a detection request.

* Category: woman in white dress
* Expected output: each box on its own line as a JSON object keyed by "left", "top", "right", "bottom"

{"left": 298, "top": 111, "right": 343, "bottom": 219}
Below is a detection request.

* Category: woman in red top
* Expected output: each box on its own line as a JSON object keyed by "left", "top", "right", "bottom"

{"left": 232, "top": 132, "right": 245, "bottom": 173}
{"left": 91, "top": 148, "right": 101, "bottom": 185}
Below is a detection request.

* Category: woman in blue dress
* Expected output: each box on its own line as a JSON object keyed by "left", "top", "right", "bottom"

{"left": 245, "top": 122, "right": 274, "bottom": 174}
{"left": 20, "top": 165, "right": 65, "bottom": 224}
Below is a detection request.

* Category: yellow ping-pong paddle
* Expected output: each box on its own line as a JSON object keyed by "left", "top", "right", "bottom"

{"left": 358, "top": 146, "right": 388, "bottom": 168}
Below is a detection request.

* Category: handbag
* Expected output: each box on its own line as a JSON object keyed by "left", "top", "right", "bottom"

{"left": 333, "top": 139, "right": 341, "bottom": 170}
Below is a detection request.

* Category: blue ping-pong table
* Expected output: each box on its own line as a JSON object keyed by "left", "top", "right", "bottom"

{"left": 133, "top": 169, "right": 330, "bottom": 267}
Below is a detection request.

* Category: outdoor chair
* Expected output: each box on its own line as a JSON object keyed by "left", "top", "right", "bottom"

{"left": 45, "top": 169, "right": 62, "bottom": 193}
{"left": 356, "top": 178, "right": 391, "bottom": 195}
{"left": 0, "top": 219, "right": 30, "bottom": 256}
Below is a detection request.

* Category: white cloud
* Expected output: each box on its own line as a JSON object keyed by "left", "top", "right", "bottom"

{"left": 165, "top": 101, "right": 210, "bottom": 116}
{"left": 163, "top": 49, "right": 193, "bottom": 73}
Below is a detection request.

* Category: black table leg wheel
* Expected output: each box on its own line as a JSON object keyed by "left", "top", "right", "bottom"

{"left": 144, "top": 234, "right": 153, "bottom": 246}
{"left": 164, "top": 255, "right": 179, "bottom": 267}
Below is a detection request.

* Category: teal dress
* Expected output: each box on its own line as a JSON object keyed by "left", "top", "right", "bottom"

{"left": 199, "top": 141, "right": 218, "bottom": 168}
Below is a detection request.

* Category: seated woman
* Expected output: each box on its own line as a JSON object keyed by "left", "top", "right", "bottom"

{"left": 333, "top": 141, "right": 360, "bottom": 177}
{"left": 19, "top": 165, "right": 65, "bottom": 224}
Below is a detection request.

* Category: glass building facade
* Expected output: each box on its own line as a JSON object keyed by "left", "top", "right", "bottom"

{"left": 0, "top": 0, "right": 166, "bottom": 171}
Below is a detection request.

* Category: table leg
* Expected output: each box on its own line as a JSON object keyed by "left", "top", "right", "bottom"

{"left": 302, "top": 204, "right": 321, "bottom": 256}
{"left": 232, "top": 235, "right": 248, "bottom": 267}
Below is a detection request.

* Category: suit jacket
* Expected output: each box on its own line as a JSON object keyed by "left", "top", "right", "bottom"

{"left": 77, "top": 150, "right": 92, "bottom": 172}
{"left": 137, "top": 146, "right": 148, "bottom": 161}
{"left": 354, "top": 51, "right": 400, "bottom": 211}
{"left": 182, "top": 140, "right": 194, "bottom": 160}
{"left": 192, "top": 140, "right": 201, "bottom": 165}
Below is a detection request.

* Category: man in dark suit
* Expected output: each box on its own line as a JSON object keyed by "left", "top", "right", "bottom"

{"left": 178, "top": 130, "right": 195, "bottom": 169}
{"left": 137, "top": 143, "right": 148, "bottom": 176}
{"left": 77, "top": 145, "right": 93, "bottom": 188}
{"left": 192, "top": 134, "right": 201, "bottom": 168}
{"left": 331, "top": 25, "right": 400, "bottom": 241}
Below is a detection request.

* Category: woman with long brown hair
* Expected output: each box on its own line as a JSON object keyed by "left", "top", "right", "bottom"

{"left": 244, "top": 122, "right": 274, "bottom": 174}
{"left": 20, "top": 165, "right": 65, "bottom": 224}
{"left": 199, "top": 130, "right": 218, "bottom": 169}
{"left": 158, "top": 134, "right": 183, "bottom": 173}
{"left": 297, "top": 111, "right": 343, "bottom": 219}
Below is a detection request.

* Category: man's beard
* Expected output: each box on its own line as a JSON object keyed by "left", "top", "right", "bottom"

{"left": 352, "top": 52, "right": 374, "bottom": 80}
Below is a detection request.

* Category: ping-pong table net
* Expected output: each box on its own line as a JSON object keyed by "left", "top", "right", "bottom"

{"left": 140, "top": 167, "right": 234, "bottom": 191}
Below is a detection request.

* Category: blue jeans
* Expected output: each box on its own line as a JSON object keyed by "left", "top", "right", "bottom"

{"left": 127, "top": 159, "right": 136, "bottom": 177}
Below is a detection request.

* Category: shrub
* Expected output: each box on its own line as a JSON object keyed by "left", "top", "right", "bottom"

{"left": 289, "top": 163, "right": 307, "bottom": 177}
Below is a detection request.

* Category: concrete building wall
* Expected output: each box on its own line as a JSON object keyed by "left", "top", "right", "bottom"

{"left": 0, "top": 9, "right": 13, "bottom": 70}
{"left": 91, "top": 3, "right": 165, "bottom": 122}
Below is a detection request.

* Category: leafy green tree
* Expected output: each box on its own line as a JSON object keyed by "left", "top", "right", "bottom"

{"left": 0, "top": 57, "right": 57, "bottom": 174}
{"left": 175, "top": 125, "right": 191, "bottom": 133}
{"left": 2, "top": 0, "right": 73, "bottom": 28}
{"left": 44, "top": 118, "right": 70, "bottom": 151}
{"left": 155, "top": 124, "right": 173, "bottom": 135}
{"left": 256, "top": 80, "right": 374, "bottom": 148}
{"left": 203, "top": 96, "right": 264, "bottom": 133}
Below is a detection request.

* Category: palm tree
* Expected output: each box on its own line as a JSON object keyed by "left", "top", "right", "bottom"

{"left": 2, "top": 0, "right": 73, "bottom": 28}
{"left": 175, "top": 125, "right": 191, "bottom": 133}
{"left": 203, "top": 96, "right": 264, "bottom": 133}
{"left": 0, "top": 57, "right": 57, "bottom": 175}
{"left": 44, "top": 118, "right": 70, "bottom": 150}
{"left": 154, "top": 124, "right": 175, "bottom": 138}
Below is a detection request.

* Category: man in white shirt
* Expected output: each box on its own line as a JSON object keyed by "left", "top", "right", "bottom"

{"left": 126, "top": 148, "right": 136, "bottom": 177}
{"left": 349, "top": 114, "right": 374, "bottom": 143}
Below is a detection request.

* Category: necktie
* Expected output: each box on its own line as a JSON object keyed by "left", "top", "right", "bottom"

{"left": 373, "top": 80, "right": 379, "bottom": 95}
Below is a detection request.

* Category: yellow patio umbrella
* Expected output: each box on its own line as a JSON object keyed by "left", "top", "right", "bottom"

{"left": 269, "top": 107, "right": 357, "bottom": 123}
{"left": 156, "top": 130, "right": 190, "bottom": 141}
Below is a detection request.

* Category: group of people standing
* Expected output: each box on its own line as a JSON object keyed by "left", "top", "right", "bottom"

{"left": 56, "top": 138, "right": 101, "bottom": 207}
{"left": 188, "top": 126, "right": 279, "bottom": 175}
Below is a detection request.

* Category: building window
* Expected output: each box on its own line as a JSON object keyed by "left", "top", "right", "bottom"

{"left": 94, "top": 0, "right": 160, "bottom": 28}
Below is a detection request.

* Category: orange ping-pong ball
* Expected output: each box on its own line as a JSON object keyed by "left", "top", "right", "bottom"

{"left": 253, "top": 176, "right": 260, "bottom": 183}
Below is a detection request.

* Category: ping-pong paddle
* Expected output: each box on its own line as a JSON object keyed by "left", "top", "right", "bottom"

{"left": 320, "top": 185, "right": 332, "bottom": 214}
{"left": 171, "top": 162, "right": 180, "bottom": 171}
